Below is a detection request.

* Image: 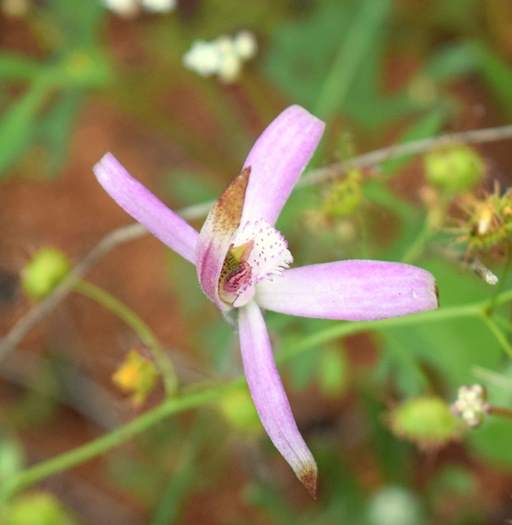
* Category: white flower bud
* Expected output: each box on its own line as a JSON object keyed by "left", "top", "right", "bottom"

{"left": 103, "top": 0, "right": 138, "bottom": 16}
{"left": 217, "top": 50, "right": 242, "bottom": 83}
{"left": 141, "top": 0, "right": 176, "bottom": 12}
{"left": 452, "top": 384, "right": 489, "bottom": 428}
{"left": 183, "top": 42, "right": 221, "bottom": 77}
{"left": 234, "top": 31, "right": 257, "bottom": 60}
{"left": 183, "top": 31, "right": 257, "bottom": 83}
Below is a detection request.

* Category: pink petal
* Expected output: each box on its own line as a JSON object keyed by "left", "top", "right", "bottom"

{"left": 238, "top": 301, "right": 317, "bottom": 497}
{"left": 196, "top": 169, "right": 250, "bottom": 309}
{"left": 256, "top": 260, "right": 438, "bottom": 320}
{"left": 94, "top": 153, "right": 198, "bottom": 263}
{"left": 241, "top": 105, "right": 325, "bottom": 226}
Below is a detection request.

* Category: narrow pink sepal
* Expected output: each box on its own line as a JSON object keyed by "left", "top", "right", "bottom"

{"left": 241, "top": 105, "right": 325, "bottom": 226}
{"left": 93, "top": 153, "right": 198, "bottom": 264}
{"left": 256, "top": 260, "right": 438, "bottom": 320}
{"left": 238, "top": 301, "right": 318, "bottom": 497}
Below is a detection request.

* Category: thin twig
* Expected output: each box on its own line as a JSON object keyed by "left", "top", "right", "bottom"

{"left": 2, "top": 124, "right": 512, "bottom": 362}
{"left": 301, "top": 123, "right": 512, "bottom": 186}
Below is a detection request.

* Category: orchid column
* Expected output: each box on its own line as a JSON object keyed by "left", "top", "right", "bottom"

{"left": 94, "top": 105, "right": 438, "bottom": 496}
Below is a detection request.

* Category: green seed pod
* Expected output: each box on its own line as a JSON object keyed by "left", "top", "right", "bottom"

{"left": 424, "top": 145, "right": 484, "bottom": 194}
{"left": 6, "top": 492, "right": 80, "bottom": 525}
{"left": 389, "top": 396, "right": 463, "bottom": 450}
{"left": 218, "top": 387, "right": 261, "bottom": 435}
{"left": 21, "top": 248, "right": 71, "bottom": 301}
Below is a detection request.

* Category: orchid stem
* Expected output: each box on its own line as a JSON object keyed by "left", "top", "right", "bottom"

{"left": 73, "top": 280, "right": 178, "bottom": 396}
{"left": 4, "top": 288, "right": 512, "bottom": 501}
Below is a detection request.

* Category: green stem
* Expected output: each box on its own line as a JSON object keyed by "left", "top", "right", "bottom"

{"left": 401, "top": 197, "right": 448, "bottom": 264}
{"left": 488, "top": 243, "right": 512, "bottom": 314}
{"left": 480, "top": 314, "right": 512, "bottom": 358}
{"left": 0, "top": 383, "right": 237, "bottom": 502}
{"left": 4, "top": 288, "right": 512, "bottom": 500}
{"left": 74, "top": 280, "right": 177, "bottom": 396}
{"left": 401, "top": 217, "right": 434, "bottom": 264}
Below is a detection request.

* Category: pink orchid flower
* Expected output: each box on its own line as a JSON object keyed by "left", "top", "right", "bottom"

{"left": 93, "top": 105, "right": 438, "bottom": 496}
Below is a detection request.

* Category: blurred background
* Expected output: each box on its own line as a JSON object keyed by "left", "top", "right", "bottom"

{"left": 1, "top": 0, "right": 512, "bottom": 523}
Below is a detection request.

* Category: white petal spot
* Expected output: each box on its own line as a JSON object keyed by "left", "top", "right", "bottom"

{"left": 233, "top": 219, "right": 293, "bottom": 284}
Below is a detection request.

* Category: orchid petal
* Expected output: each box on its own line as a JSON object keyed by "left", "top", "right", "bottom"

{"left": 196, "top": 168, "right": 250, "bottom": 309}
{"left": 241, "top": 105, "right": 325, "bottom": 226}
{"left": 256, "top": 260, "right": 438, "bottom": 320}
{"left": 93, "top": 153, "right": 198, "bottom": 264}
{"left": 238, "top": 301, "right": 317, "bottom": 497}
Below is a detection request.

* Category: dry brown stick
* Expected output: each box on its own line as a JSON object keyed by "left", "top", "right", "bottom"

{"left": 2, "top": 123, "right": 512, "bottom": 362}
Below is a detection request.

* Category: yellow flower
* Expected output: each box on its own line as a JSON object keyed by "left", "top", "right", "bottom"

{"left": 112, "top": 350, "right": 158, "bottom": 406}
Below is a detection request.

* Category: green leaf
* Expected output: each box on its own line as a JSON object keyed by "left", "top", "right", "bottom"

{"left": 422, "top": 42, "right": 479, "bottom": 82}
{"left": 0, "top": 80, "right": 50, "bottom": 178}
{"left": 0, "top": 54, "right": 42, "bottom": 81}
{"left": 45, "top": 0, "right": 103, "bottom": 48}
{"left": 379, "top": 259, "right": 503, "bottom": 389}
{"left": 264, "top": 0, "right": 357, "bottom": 110}
{"left": 473, "top": 42, "right": 512, "bottom": 115}
{"left": 313, "top": 0, "right": 392, "bottom": 119}
{"left": 37, "top": 91, "right": 83, "bottom": 177}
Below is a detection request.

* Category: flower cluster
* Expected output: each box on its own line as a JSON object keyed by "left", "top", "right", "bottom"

{"left": 103, "top": 0, "right": 176, "bottom": 17}
{"left": 452, "top": 384, "right": 489, "bottom": 428}
{"left": 93, "top": 105, "right": 438, "bottom": 495}
{"left": 183, "top": 31, "right": 257, "bottom": 83}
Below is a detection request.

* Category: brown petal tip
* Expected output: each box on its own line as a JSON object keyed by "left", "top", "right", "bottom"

{"left": 298, "top": 464, "right": 318, "bottom": 500}
{"left": 214, "top": 166, "right": 250, "bottom": 232}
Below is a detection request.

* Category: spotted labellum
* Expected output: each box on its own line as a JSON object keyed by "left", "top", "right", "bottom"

{"left": 93, "top": 105, "right": 438, "bottom": 496}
